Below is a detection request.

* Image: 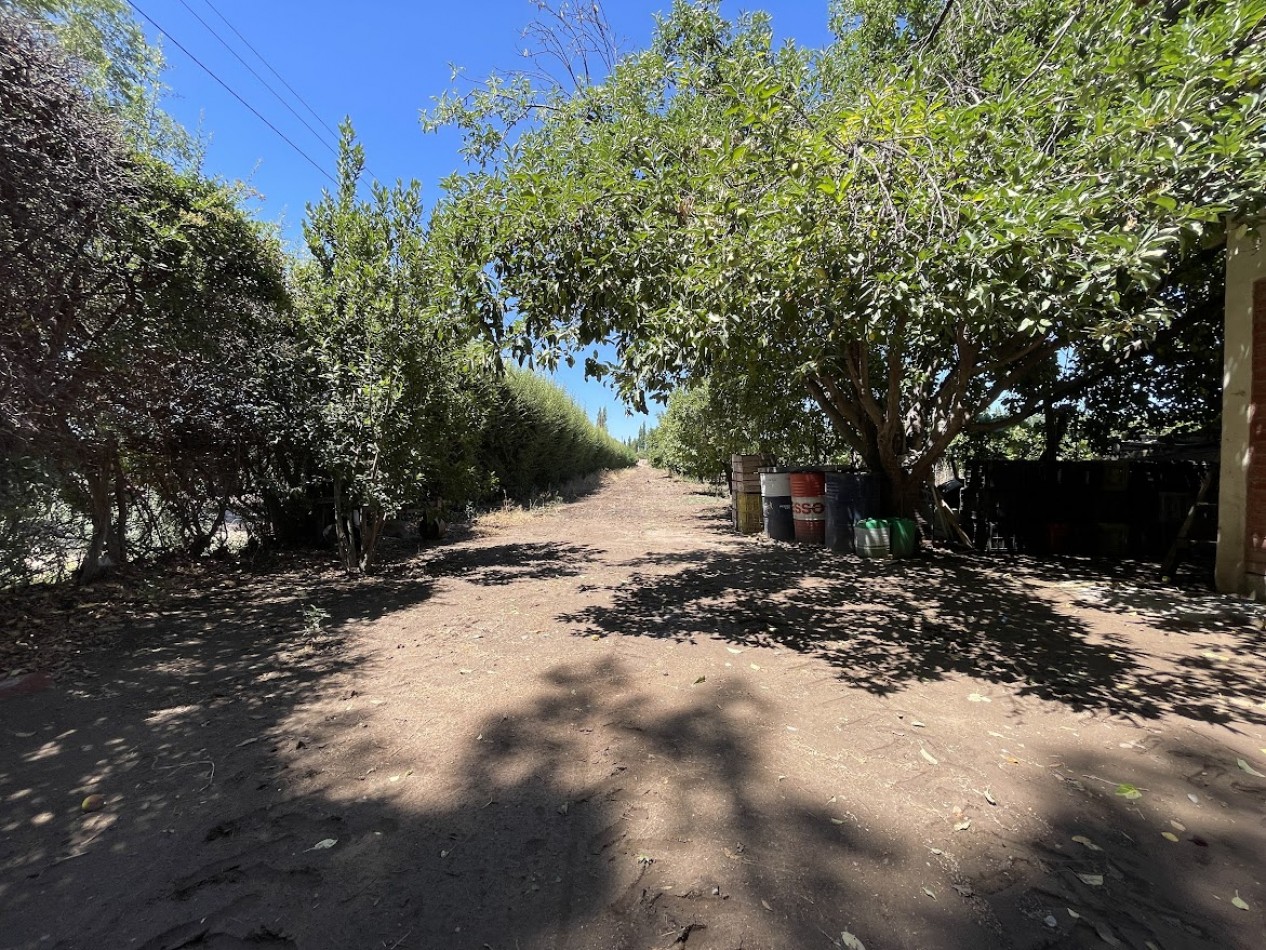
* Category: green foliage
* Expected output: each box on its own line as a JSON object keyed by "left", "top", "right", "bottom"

{"left": 646, "top": 379, "right": 847, "bottom": 480}
{"left": 8, "top": 0, "right": 196, "bottom": 162}
{"left": 104, "top": 156, "right": 293, "bottom": 555}
{"left": 646, "top": 386, "right": 726, "bottom": 480}
{"left": 288, "top": 126, "right": 633, "bottom": 571}
{"left": 1, "top": 12, "right": 640, "bottom": 587}
{"left": 428, "top": 0, "right": 1266, "bottom": 512}
{"left": 950, "top": 414, "right": 1093, "bottom": 465}
{"left": 478, "top": 370, "right": 635, "bottom": 502}
{"left": 8, "top": 0, "right": 156, "bottom": 101}
{"left": 624, "top": 420, "right": 656, "bottom": 457}
{"left": 0, "top": 455, "right": 88, "bottom": 584}
{"left": 295, "top": 124, "right": 482, "bottom": 572}
{"left": 1076, "top": 247, "right": 1226, "bottom": 452}
{"left": 2, "top": 12, "right": 290, "bottom": 582}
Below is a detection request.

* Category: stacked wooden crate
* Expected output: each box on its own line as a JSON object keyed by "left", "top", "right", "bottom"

{"left": 731, "top": 454, "right": 768, "bottom": 534}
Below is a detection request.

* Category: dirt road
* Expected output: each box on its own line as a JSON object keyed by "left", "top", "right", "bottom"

{"left": 2, "top": 464, "right": 1264, "bottom": 949}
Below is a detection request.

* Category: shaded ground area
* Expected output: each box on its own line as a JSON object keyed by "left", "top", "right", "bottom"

{"left": 2, "top": 465, "right": 1264, "bottom": 949}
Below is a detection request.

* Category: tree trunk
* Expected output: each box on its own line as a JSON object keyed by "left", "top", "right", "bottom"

{"left": 332, "top": 476, "right": 357, "bottom": 574}
{"left": 76, "top": 465, "right": 113, "bottom": 583}
{"left": 358, "top": 504, "right": 384, "bottom": 573}
{"left": 879, "top": 465, "right": 923, "bottom": 520}
{"left": 1041, "top": 407, "right": 1071, "bottom": 464}
{"left": 106, "top": 443, "right": 127, "bottom": 567}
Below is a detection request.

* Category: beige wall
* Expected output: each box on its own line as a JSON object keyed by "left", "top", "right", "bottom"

{"left": 1216, "top": 226, "right": 1266, "bottom": 596}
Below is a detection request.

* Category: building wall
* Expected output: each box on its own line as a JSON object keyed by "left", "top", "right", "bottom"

{"left": 1216, "top": 227, "right": 1266, "bottom": 596}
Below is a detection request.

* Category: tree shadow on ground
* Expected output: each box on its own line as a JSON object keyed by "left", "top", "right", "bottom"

{"left": 563, "top": 539, "right": 1266, "bottom": 727}
{"left": 422, "top": 542, "right": 598, "bottom": 586}
{"left": 3, "top": 522, "right": 1262, "bottom": 949}
{"left": 927, "top": 732, "right": 1266, "bottom": 950}
{"left": 0, "top": 558, "right": 436, "bottom": 938}
{"left": 1003, "top": 554, "right": 1264, "bottom": 633}
{"left": 0, "top": 634, "right": 985, "bottom": 949}
{"left": 6, "top": 644, "right": 1259, "bottom": 950}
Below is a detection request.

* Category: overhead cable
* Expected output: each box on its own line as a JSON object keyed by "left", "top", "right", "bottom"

{"left": 125, "top": 0, "right": 337, "bottom": 186}
{"left": 199, "top": 0, "right": 341, "bottom": 142}
{"left": 174, "top": 0, "right": 338, "bottom": 157}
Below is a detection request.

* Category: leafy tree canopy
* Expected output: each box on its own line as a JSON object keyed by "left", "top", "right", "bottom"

{"left": 428, "top": 0, "right": 1266, "bottom": 511}
{"left": 7, "top": 0, "right": 196, "bottom": 161}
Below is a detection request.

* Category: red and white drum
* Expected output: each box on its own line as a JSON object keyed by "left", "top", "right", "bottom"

{"left": 790, "top": 471, "right": 826, "bottom": 544}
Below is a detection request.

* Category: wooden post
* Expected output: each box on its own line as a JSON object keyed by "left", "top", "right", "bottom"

{"left": 929, "top": 480, "right": 974, "bottom": 550}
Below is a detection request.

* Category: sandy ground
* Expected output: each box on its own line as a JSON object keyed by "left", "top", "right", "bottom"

{"left": 1, "top": 464, "right": 1265, "bottom": 950}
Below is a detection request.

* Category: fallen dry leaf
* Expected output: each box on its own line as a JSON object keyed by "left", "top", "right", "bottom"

{"left": 1072, "top": 835, "right": 1102, "bottom": 852}
{"left": 1076, "top": 873, "right": 1104, "bottom": 886}
{"left": 1232, "top": 893, "right": 1250, "bottom": 911}
{"left": 1236, "top": 758, "right": 1265, "bottom": 778}
{"left": 1095, "top": 922, "right": 1123, "bottom": 947}
{"left": 920, "top": 748, "right": 939, "bottom": 766}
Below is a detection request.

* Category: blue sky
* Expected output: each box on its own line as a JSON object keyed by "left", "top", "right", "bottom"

{"left": 136, "top": 1, "right": 837, "bottom": 441}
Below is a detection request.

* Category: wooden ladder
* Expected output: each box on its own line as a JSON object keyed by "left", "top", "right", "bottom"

{"left": 1160, "top": 463, "right": 1217, "bottom": 581}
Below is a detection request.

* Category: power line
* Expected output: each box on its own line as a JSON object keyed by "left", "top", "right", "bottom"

{"left": 194, "top": 0, "right": 380, "bottom": 184}
{"left": 174, "top": 0, "right": 338, "bottom": 157}
{"left": 125, "top": 0, "right": 337, "bottom": 187}
{"left": 198, "top": 0, "right": 341, "bottom": 142}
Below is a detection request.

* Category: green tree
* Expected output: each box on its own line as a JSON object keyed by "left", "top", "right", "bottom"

{"left": 647, "top": 377, "right": 846, "bottom": 479}
{"left": 475, "top": 369, "right": 634, "bottom": 501}
{"left": 8, "top": 0, "right": 196, "bottom": 162}
{"left": 1075, "top": 246, "right": 1227, "bottom": 452}
{"left": 101, "top": 157, "right": 291, "bottom": 565}
{"left": 1, "top": 11, "right": 290, "bottom": 581}
{"left": 297, "top": 124, "right": 480, "bottom": 573}
{"left": 429, "top": 0, "right": 1266, "bottom": 513}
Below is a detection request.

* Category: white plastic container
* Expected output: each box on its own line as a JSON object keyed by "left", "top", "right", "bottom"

{"left": 854, "top": 519, "right": 891, "bottom": 559}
